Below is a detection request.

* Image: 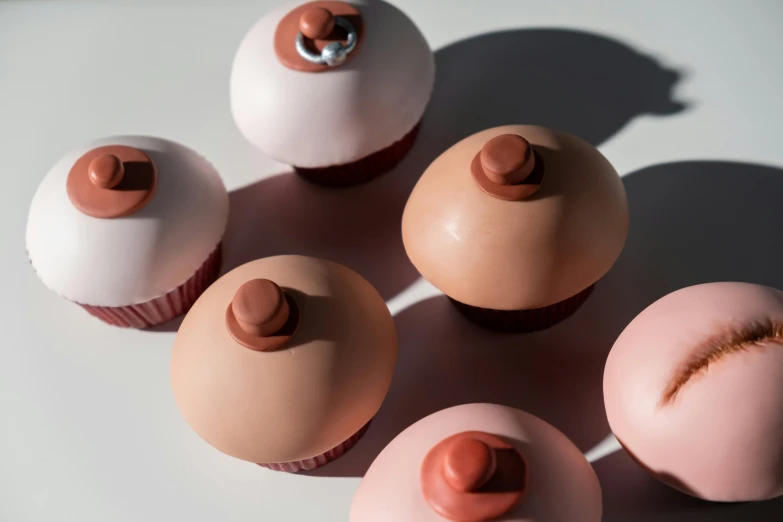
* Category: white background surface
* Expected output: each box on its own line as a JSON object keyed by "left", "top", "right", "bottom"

{"left": 3, "top": 0, "right": 783, "bottom": 520}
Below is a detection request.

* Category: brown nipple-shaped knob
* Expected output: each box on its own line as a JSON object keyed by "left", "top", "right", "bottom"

{"left": 480, "top": 134, "right": 535, "bottom": 186}
{"left": 231, "top": 279, "right": 290, "bottom": 337}
{"left": 299, "top": 7, "right": 336, "bottom": 39}
{"left": 88, "top": 154, "right": 124, "bottom": 189}
{"left": 421, "top": 431, "right": 528, "bottom": 522}
{"left": 443, "top": 437, "right": 498, "bottom": 493}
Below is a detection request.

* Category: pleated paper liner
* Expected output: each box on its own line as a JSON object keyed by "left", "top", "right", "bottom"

{"left": 294, "top": 122, "right": 421, "bottom": 187}
{"left": 450, "top": 284, "right": 595, "bottom": 333}
{"left": 258, "top": 420, "right": 372, "bottom": 473}
{"left": 79, "top": 242, "right": 223, "bottom": 328}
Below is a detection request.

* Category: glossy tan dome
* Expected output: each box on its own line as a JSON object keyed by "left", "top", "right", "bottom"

{"left": 170, "top": 255, "right": 397, "bottom": 464}
{"left": 402, "top": 125, "right": 628, "bottom": 310}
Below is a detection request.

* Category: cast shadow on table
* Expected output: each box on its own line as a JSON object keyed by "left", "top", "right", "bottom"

{"left": 222, "top": 171, "right": 419, "bottom": 301}
{"left": 594, "top": 160, "right": 783, "bottom": 521}
{"left": 596, "top": 450, "right": 783, "bottom": 522}
{"left": 605, "top": 160, "right": 783, "bottom": 306}
{"left": 220, "top": 28, "right": 684, "bottom": 303}
{"left": 306, "top": 283, "right": 630, "bottom": 478}
{"left": 307, "top": 160, "right": 783, "bottom": 488}
{"left": 424, "top": 27, "right": 685, "bottom": 152}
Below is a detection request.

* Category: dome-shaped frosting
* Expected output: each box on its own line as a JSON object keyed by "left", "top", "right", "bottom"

{"left": 26, "top": 136, "right": 228, "bottom": 307}
{"left": 350, "top": 403, "right": 601, "bottom": 522}
{"left": 402, "top": 125, "right": 629, "bottom": 310}
{"left": 230, "top": 0, "right": 435, "bottom": 168}
{"left": 604, "top": 282, "right": 783, "bottom": 501}
{"left": 170, "top": 255, "right": 397, "bottom": 465}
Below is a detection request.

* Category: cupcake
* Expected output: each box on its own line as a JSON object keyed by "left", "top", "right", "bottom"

{"left": 230, "top": 0, "right": 435, "bottom": 187}
{"left": 26, "top": 136, "right": 228, "bottom": 328}
{"left": 170, "top": 255, "right": 397, "bottom": 472}
{"left": 604, "top": 282, "right": 783, "bottom": 502}
{"left": 402, "top": 125, "right": 629, "bottom": 333}
{"left": 351, "top": 403, "right": 601, "bottom": 522}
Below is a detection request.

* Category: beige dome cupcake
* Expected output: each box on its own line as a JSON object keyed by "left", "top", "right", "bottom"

{"left": 402, "top": 125, "right": 629, "bottom": 333}
{"left": 170, "top": 255, "right": 397, "bottom": 472}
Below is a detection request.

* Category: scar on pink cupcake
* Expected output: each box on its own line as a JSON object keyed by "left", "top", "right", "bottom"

{"left": 661, "top": 319, "right": 783, "bottom": 406}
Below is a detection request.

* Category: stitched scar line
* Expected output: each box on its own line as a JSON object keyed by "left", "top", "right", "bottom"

{"left": 660, "top": 320, "right": 783, "bottom": 406}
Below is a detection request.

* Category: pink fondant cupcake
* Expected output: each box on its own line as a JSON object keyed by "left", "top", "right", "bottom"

{"left": 25, "top": 136, "right": 228, "bottom": 328}
{"left": 351, "top": 403, "right": 602, "bottom": 522}
{"left": 402, "top": 126, "right": 629, "bottom": 333}
{"left": 170, "top": 255, "right": 397, "bottom": 472}
{"left": 604, "top": 282, "right": 783, "bottom": 502}
{"left": 230, "top": 0, "right": 434, "bottom": 187}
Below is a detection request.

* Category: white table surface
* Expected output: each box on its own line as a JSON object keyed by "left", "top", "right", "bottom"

{"left": 3, "top": 0, "right": 783, "bottom": 520}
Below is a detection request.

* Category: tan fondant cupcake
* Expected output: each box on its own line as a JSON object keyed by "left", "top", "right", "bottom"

{"left": 170, "top": 255, "right": 397, "bottom": 472}
{"left": 402, "top": 125, "right": 629, "bottom": 333}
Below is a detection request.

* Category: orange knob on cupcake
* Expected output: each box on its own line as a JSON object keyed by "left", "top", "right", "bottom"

{"left": 88, "top": 154, "right": 125, "bottom": 189}
{"left": 66, "top": 144, "right": 158, "bottom": 219}
{"left": 232, "top": 279, "right": 290, "bottom": 337}
{"left": 421, "top": 431, "right": 528, "bottom": 522}
{"left": 442, "top": 437, "right": 497, "bottom": 493}
{"left": 472, "top": 133, "right": 544, "bottom": 201}
{"left": 226, "top": 278, "right": 300, "bottom": 352}
{"left": 480, "top": 134, "right": 535, "bottom": 185}
{"left": 299, "top": 6, "right": 336, "bottom": 40}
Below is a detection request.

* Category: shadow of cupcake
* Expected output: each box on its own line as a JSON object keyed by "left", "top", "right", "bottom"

{"left": 306, "top": 279, "right": 632, "bottom": 477}
{"left": 223, "top": 27, "right": 685, "bottom": 303}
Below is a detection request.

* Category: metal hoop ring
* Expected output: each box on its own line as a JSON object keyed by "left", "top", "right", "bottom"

{"left": 295, "top": 16, "right": 358, "bottom": 67}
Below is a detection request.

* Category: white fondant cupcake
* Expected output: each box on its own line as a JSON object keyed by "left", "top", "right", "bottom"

{"left": 230, "top": 0, "right": 435, "bottom": 187}
{"left": 26, "top": 136, "right": 229, "bottom": 328}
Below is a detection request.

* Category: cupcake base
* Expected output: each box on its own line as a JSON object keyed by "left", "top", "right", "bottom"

{"left": 257, "top": 420, "right": 371, "bottom": 473}
{"left": 79, "top": 242, "right": 222, "bottom": 328}
{"left": 449, "top": 284, "right": 595, "bottom": 333}
{"left": 294, "top": 123, "right": 421, "bottom": 187}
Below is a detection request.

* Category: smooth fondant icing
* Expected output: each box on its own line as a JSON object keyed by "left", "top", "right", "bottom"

{"left": 230, "top": 0, "right": 435, "bottom": 168}
{"left": 170, "top": 255, "right": 397, "bottom": 465}
{"left": 26, "top": 136, "right": 228, "bottom": 307}
{"left": 402, "top": 125, "right": 629, "bottom": 310}
{"left": 351, "top": 404, "right": 601, "bottom": 522}
{"left": 604, "top": 282, "right": 783, "bottom": 501}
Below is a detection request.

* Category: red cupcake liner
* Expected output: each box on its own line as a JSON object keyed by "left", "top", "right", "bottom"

{"left": 294, "top": 122, "right": 421, "bottom": 187}
{"left": 257, "top": 420, "right": 372, "bottom": 473}
{"left": 79, "top": 242, "right": 223, "bottom": 328}
{"left": 450, "top": 284, "right": 595, "bottom": 333}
